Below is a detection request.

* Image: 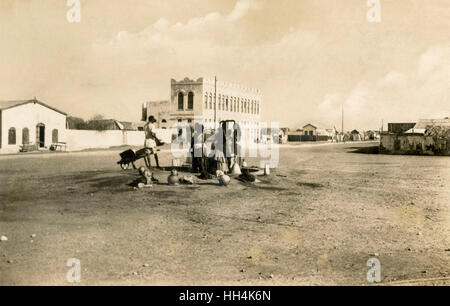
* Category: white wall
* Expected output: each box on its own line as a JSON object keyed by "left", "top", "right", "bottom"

{"left": 123, "top": 131, "right": 145, "bottom": 146}
{"left": 154, "top": 128, "right": 175, "bottom": 144}
{"left": 66, "top": 130, "right": 124, "bottom": 151}
{"left": 0, "top": 102, "right": 177, "bottom": 153}
{"left": 1, "top": 103, "right": 66, "bottom": 152}
{"left": 65, "top": 128, "right": 176, "bottom": 151}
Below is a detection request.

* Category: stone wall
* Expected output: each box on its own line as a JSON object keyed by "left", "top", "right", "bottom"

{"left": 380, "top": 133, "right": 449, "bottom": 156}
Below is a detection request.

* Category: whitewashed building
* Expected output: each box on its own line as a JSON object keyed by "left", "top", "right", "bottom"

{"left": 0, "top": 99, "right": 67, "bottom": 153}
{"left": 143, "top": 77, "right": 262, "bottom": 143}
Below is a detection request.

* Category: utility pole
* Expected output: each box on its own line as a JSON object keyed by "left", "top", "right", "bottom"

{"left": 341, "top": 103, "right": 344, "bottom": 134}
{"left": 214, "top": 76, "right": 217, "bottom": 129}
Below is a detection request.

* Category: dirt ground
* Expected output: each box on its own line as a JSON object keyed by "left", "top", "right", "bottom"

{"left": 0, "top": 142, "right": 449, "bottom": 286}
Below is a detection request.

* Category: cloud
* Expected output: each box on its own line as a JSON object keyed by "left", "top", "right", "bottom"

{"left": 377, "top": 71, "right": 408, "bottom": 88}
{"left": 91, "top": 0, "right": 321, "bottom": 94}
{"left": 418, "top": 44, "right": 450, "bottom": 77}
{"left": 108, "top": 0, "right": 264, "bottom": 49}
{"left": 87, "top": 1, "right": 450, "bottom": 126}
{"left": 227, "top": 0, "right": 263, "bottom": 21}
{"left": 318, "top": 44, "right": 450, "bottom": 130}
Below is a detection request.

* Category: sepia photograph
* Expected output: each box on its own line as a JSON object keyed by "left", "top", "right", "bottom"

{"left": 0, "top": 0, "right": 449, "bottom": 292}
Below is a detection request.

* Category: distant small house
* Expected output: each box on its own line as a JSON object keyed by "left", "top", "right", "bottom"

{"left": 0, "top": 99, "right": 67, "bottom": 152}
{"left": 381, "top": 118, "right": 450, "bottom": 155}
{"left": 388, "top": 123, "right": 416, "bottom": 134}
{"left": 350, "top": 129, "right": 362, "bottom": 141}
{"left": 364, "top": 130, "right": 376, "bottom": 140}
{"left": 289, "top": 124, "right": 332, "bottom": 142}
{"left": 302, "top": 124, "right": 317, "bottom": 137}
{"left": 414, "top": 118, "right": 450, "bottom": 129}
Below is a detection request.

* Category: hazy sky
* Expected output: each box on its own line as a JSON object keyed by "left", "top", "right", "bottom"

{"left": 0, "top": 0, "right": 449, "bottom": 130}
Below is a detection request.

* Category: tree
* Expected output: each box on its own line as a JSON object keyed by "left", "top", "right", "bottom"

{"left": 66, "top": 116, "right": 87, "bottom": 130}
{"left": 90, "top": 114, "right": 105, "bottom": 121}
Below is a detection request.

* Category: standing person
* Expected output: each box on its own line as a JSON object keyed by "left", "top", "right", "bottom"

{"left": 191, "top": 123, "right": 203, "bottom": 173}
{"left": 144, "top": 115, "right": 162, "bottom": 169}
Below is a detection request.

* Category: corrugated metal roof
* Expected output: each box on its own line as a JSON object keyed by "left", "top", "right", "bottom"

{"left": 0, "top": 99, "right": 67, "bottom": 115}
{"left": 415, "top": 118, "right": 450, "bottom": 129}
{"left": 405, "top": 128, "right": 426, "bottom": 134}
{"left": 0, "top": 100, "right": 30, "bottom": 109}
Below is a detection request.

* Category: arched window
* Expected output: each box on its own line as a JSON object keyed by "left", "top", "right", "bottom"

{"left": 22, "top": 128, "right": 29, "bottom": 145}
{"left": 52, "top": 129, "right": 58, "bottom": 143}
{"left": 8, "top": 127, "right": 16, "bottom": 145}
{"left": 162, "top": 119, "right": 167, "bottom": 123}
{"left": 209, "top": 94, "right": 212, "bottom": 109}
{"left": 218, "top": 95, "right": 221, "bottom": 111}
{"left": 188, "top": 92, "right": 194, "bottom": 110}
{"left": 178, "top": 92, "right": 184, "bottom": 110}
{"left": 226, "top": 98, "right": 229, "bottom": 111}
{"left": 234, "top": 100, "right": 237, "bottom": 112}
{"left": 204, "top": 94, "right": 208, "bottom": 109}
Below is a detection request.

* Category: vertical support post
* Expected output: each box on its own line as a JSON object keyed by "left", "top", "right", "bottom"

{"left": 214, "top": 76, "right": 217, "bottom": 129}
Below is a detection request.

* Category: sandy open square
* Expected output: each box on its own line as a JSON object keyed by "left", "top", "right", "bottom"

{"left": 0, "top": 142, "right": 449, "bottom": 285}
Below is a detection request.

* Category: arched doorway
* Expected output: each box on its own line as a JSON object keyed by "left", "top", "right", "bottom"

{"left": 36, "top": 123, "right": 45, "bottom": 148}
